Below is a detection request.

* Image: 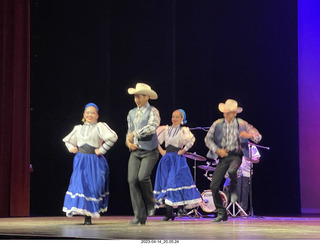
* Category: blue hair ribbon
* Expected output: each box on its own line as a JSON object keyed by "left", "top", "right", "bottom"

{"left": 178, "top": 109, "right": 187, "bottom": 125}
{"left": 85, "top": 102, "right": 99, "bottom": 111}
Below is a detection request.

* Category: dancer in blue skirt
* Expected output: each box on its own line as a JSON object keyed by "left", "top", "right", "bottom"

{"left": 154, "top": 109, "right": 202, "bottom": 221}
{"left": 62, "top": 103, "right": 118, "bottom": 225}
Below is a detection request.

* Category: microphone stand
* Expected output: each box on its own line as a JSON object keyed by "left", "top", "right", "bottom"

{"left": 185, "top": 126, "right": 210, "bottom": 218}
{"left": 189, "top": 127, "right": 210, "bottom": 132}
{"left": 247, "top": 141, "right": 270, "bottom": 218}
{"left": 186, "top": 153, "right": 202, "bottom": 218}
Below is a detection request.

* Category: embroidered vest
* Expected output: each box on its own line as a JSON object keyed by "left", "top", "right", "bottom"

{"left": 128, "top": 106, "right": 158, "bottom": 151}
{"left": 208, "top": 118, "right": 250, "bottom": 158}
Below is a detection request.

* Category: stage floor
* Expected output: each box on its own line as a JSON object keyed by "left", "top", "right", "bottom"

{"left": 0, "top": 215, "right": 320, "bottom": 240}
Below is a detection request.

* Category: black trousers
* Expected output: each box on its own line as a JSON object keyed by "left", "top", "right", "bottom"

{"left": 127, "top": 149, "right": 159, "bottom": 220}
{"left": 210, "top": 154, "right": 242, "bottom": 210}
{"left": 237, "top": 176, "right": 250, "bottom": 211}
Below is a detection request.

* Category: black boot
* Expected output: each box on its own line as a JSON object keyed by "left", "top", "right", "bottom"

{"left": 177, "top": 206, "right": 184, "bottom": 218}
{"left": 162, "top": 205, "right": 175, "bottom": 221}
{"left": 84, "top": 216, "right": 92, "bottom": 225}
{"left": 129, "top": 216, "right": 146, "bottom": 225}
{"left": 147, "top": 204, "right": 156, "bottom": 217}
{"left": 212, "top": 208, "right": 228, "bottom": 222}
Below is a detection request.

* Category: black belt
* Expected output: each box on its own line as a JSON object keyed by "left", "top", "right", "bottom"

{"left": 78, "top": 144, "right": 96, "bottom": 154}
{"left": 166, "top": 145, "right": 180, "bottom": 152}
{"left": 226, "top": 148, "right": 243, "bottom": 157}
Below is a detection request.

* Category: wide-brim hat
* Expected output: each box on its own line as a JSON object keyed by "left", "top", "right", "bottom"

{"left": 128, "top": 83, "right": 158, "bottom": 100}
{"left": 218, "top": 99, "right": 243, "bottom": 113}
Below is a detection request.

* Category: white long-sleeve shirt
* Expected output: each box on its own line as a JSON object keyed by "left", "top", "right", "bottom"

{"left": 156, "top": 125, "right": 195, "bottom": 152}
{"left": 238, "top": 145, "right": 261, "bottom": 177}
{"left": 63, "top": 122, "right": 118, "bottom": 154}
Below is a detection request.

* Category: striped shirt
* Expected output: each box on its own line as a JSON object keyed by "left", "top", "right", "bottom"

{"left": 126, "top": 102, "right": 160, "bottom": 145}
{"left": 205, "top": 118, "right": 262, "bottom": 154}
{"left": 221, "top": 119, "right": 239, "bottom": 151}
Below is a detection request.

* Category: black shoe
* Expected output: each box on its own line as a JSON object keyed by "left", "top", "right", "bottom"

{"left": 162, "top": 215, "right": 175, "bottom": 221}
{"left": 212, "top": 209, "right": 228, "bottom": 222}
{"left": 162, "top": 205, "right": 175, "bottom": 221}
{"left": 84, "top": 216, "right": 92, "bottom": 225}
{"left": 212, "top": 215, "right": 228, "bottom": 222}
{"left": 129, "top": 217, "right": 146, "bottom": 225}
{"left": 177, "top": 207, "right": 184, "bottom": 218}
{"left": 212, "top": 210, "right": 218, "bottom": 218}
{"left": 147, "top": 207, "right": 156, "bottom": 217}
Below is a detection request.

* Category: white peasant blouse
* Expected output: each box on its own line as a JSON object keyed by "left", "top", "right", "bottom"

{"left": 63, "top": 122, "right": 118, "bottom": 154}
{"left": 156, "top": 125, "right": 195, "bottom": 152}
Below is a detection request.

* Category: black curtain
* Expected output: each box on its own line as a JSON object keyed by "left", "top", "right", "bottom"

{"left": 30, "top": 0, "right": 299, "bottom": 216}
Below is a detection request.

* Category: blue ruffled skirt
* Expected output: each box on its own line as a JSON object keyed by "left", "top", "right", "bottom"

{"left": 153, "top": 152, "right": 202, "bottom": 209}
{"left": 62, "top": 153, "right": 109, "bottom": 218}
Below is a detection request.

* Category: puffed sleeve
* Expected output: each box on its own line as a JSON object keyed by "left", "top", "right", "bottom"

{"left": 62, "top": 125, "right": 80, "bottom": 152}
{"left": 180, "top": 127, "right": 195, "bottom": 152}
{"left": 245, "top": 122, "right": 262, "bottom": 143}
{"left": 156, "top": 125, "right": 168, "bottom": 145}
{"left": 96, "top": 122, "right": 118, "bottom": 154}
{"left": 250, "top": 146, "right": 261, "bottom": 163}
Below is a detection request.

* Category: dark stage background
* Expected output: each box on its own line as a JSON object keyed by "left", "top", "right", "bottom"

{"left": 30, "top": 0, "right": 299, "bottom": 216}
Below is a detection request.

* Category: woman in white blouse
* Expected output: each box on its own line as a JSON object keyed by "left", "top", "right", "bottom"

{"left": 62, "top": 103, "right": 118, "bottom": 225}
{"left": 153, "top": 109, "right": 202, "bottom": 221}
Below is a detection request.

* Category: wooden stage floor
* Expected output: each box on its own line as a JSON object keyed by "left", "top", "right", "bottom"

{"left": 0, "top": 215, "right": 320, "bottom": 240}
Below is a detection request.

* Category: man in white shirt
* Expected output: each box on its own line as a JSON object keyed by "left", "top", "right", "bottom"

{"left": 223, "top": 145, "right": 261, "bottom": 214}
